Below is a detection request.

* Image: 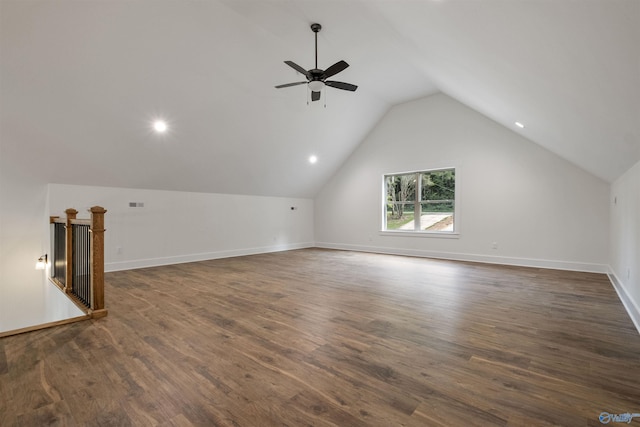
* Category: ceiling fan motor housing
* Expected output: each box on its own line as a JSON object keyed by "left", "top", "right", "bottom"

{"left": 310, "top": 69, "right": 324, "bottom": 79}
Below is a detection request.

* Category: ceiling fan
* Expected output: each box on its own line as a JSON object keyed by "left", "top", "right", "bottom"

{"left": 275, "top": 23, "right": 357, "bottom": 102}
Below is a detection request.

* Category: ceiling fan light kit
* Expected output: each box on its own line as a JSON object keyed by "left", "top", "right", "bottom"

{"left": 308, "top": 80, "right": 324, "bottom": 92}
{"left": 275, "top": 23, "right": 357, "bottom": 103}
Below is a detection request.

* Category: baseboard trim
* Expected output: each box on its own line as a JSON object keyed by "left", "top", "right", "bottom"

{"left": 0, "top": 314, "right": 91, "bottom": 338}
{"left": 105, "top": 242, "right": 315, "bottom": 272}
{"left": 608, "top": 270, "right": 640, "bottom": 335}
{"left": 314, "top": 242, "right": 609, "bottom": 274}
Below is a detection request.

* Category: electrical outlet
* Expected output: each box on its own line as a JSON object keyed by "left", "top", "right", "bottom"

{"left": 116, "top": 246, "right": 123, "bottom": 255}
{"left": 492, "top": 242, "right": 498, "bottom": 249}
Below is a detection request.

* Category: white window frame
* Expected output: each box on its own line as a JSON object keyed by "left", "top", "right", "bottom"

{"left": 380, "top": 167, "right": 459, "bottom": 238}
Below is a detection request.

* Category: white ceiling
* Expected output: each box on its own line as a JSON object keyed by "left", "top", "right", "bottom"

{"left": 1, "top": 0, "right": 638, "bottom": 198}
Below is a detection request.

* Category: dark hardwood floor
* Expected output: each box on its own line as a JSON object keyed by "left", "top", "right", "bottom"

{"left": 1, "top": 249, "right": 639, "bottom": 426}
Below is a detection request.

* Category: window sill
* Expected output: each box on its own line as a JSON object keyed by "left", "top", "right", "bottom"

{"left": 379, "top": 230, "right": 460, "bottom": 239}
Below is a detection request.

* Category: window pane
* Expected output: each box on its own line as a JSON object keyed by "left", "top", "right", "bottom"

{"left": 421, "top": 170, "right": 455, "bottom": 203}
{"left": 385, "top": 174, "right": 416, "bottom": 230}
{"left": 420, "top": 169, "right": 455, "bottom": 231}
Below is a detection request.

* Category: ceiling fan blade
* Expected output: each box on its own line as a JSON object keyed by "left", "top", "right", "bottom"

{"left": 323, "top": 60, "right": 349, "bottom": 79}
{"left": 325, "top": 81, "right": 358, "bottom": 92}
{"left": 284, "top": 61, "right": 310, "bottom": 78}
{"left": 311, "top": 91, "right": 321, "bottom": 102}
{"left": 275, "top": 81, "right": 308, "bottom": 89}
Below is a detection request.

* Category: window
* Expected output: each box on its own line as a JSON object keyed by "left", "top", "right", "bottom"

{"left": 383, "top": 168, "right": 456, "bottom": 233}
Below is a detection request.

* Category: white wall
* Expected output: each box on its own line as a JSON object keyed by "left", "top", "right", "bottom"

{"left": 315, "top": 93, "right": 610, "bottom": 272}
{"left": 48, "top": 184, "right": 315, "bottom": 271}
{"left": 0, "top": 150, "right": 87, "bottom": 332}
{"left": 610, "top": 160, "right": 640, "bottom": 330}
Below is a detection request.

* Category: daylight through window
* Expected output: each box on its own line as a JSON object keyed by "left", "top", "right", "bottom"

{"left": 384, "top": 168, "right": 456, "bottom": 233}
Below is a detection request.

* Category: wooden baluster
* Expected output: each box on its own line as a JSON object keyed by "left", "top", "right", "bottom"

{"left": 90, "top": 206, "right": 108, "bottom": 318}
{"left": 64, "top": 208, "right": 77, "bottom": 294}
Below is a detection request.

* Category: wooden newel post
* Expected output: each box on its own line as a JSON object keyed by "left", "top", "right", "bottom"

{"left": 90, "top": 206, "right": 108, "bottom": 318}
{"left": 64, "top": 208, "right": 78, "bottom": 294}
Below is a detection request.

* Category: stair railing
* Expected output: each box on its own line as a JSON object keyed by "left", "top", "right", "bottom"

{"left": 49, "top": 206, "right": 108, "bottom": 318}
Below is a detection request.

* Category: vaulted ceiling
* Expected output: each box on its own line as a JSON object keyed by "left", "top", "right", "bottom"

{"left": 2, "top": 0, "right": 638, "bottom": 198}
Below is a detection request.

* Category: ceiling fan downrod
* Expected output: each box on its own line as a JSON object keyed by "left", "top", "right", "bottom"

{"left": 311, "top": 23, "right": 321, "bottom": 70}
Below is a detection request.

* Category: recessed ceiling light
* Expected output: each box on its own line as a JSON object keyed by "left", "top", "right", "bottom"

{"left": 309, "top": 155, "right": 318, "bottom": 164}
{"left": 515, "top": 121, "right": 525, "bottom": 129}
{"left": 153, "top": 120, "right": 168, "bottom": 133}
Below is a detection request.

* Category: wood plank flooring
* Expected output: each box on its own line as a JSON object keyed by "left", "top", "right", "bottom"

{"left": 1, "top": 248, "right": 639, "bottom": 426}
